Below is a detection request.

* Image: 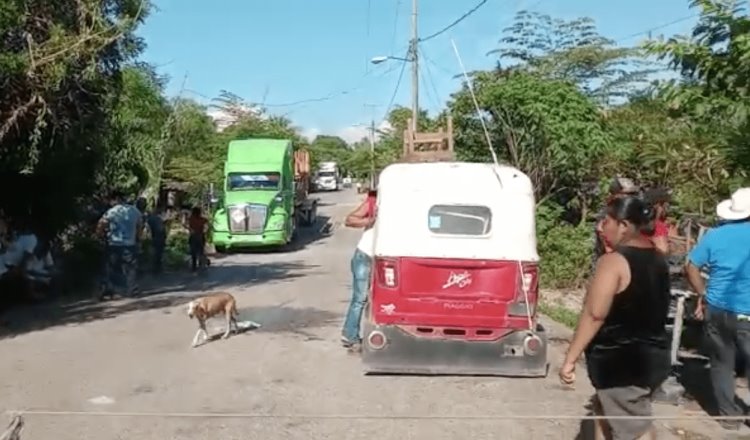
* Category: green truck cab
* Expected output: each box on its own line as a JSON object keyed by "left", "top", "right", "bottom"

{"left": 211, "top": 138, "right": 317, "bottom": 252}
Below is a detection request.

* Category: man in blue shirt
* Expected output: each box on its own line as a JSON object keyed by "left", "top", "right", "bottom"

{"left": 97, "top": 191, "right": 143, "bottom": 299}
{"left": 687, "top": 187, "right": 750, "bottom": 431}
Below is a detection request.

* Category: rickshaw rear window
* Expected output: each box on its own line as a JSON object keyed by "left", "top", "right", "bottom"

{"left": 427, "top": 205, "right": 492, "bottom": 236}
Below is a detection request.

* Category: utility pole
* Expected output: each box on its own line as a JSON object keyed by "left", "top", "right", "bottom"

{"left": 410, "top": 0, "right": 419, "bottom": 133}
{"left": 368, "top": 119, "right": 376, "bottom": 188}
{"left": 362, "top": 103, "right": 379, "bottom": 189}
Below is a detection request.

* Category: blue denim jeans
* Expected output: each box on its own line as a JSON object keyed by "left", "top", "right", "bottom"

{"left": 104, "top": 245, "right": 137, "bottom": 295}
{"left": 342, "top": 249, "right": 372, "bottom": 343}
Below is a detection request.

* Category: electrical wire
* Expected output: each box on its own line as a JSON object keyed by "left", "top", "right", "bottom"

{"left": 614, "top": 14, "right": 699, "bottom": 43}
{"left": 184, "top": 63, "right": 402, "bottom": 109}
{"left": 420, "top": 45, "right": 446, "bottom": 108}
{"left": 378, "top": 55, "right": 408, "bottom": 124}
{"left": 419, "top": 0, "right": 489, "bottom": 42}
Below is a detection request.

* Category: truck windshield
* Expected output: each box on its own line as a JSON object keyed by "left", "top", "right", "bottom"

{"left": 227, "top": 172, "right": 280, "bottom": 190}
{"left": 318, "top": 171, "right": 336, "bottom": 178}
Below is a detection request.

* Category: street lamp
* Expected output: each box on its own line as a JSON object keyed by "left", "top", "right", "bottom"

{"left": 370, "top": 49, "right": 419, "bottom": 133}
{"left": 370, "top": 55, "right": 411, "bottom": 64}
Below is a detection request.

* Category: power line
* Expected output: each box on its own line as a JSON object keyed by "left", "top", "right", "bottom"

{"left": 419, "top": 0, "right": 489, "bottom": 42}
{"left": 614, "top": 14, "right": 699, "bottom": 43}
{"left": 420, "top": 47, "right": 458, "bottom": 78}
{"left": 184, "top": 64, "right": 402, "bottom": 109}
{"left": 379, "top": 56, "right": 409, "bottom": 124}
{"left": 420, "top": 46, "right": 446, "bottom": 108}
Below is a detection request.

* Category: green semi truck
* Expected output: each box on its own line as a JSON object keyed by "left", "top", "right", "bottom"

{"left": 211, "top": 138, "right": 318, "bottom": 252}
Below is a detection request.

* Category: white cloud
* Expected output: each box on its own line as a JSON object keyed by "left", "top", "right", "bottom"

{"left": 301, "top": 127, "right": 321, "bottom": 141}
{"left": 336, "top": 126, "right": 370, "bottom": 145}
{"left": 301, "top": 121, "right": 394, "bottom": 146}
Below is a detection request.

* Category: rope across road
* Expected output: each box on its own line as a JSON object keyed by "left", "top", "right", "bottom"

{"left": 3, "top": 409, "right": 746, "bottom": 421}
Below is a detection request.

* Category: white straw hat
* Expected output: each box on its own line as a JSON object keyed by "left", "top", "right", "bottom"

{"left": 716, "top": 188, "right": 750, "bottom": 221}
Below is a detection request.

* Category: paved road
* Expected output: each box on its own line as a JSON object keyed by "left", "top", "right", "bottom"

{"left": 0, "top": 189, "right": 706, "bottom": 439}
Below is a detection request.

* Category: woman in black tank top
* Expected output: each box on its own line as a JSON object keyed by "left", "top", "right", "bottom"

{"left": 560, "top": 196, "right": 671, "bottom": 440}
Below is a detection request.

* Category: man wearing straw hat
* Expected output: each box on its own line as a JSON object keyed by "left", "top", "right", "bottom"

{"left": 686, "top": 187, "right": 750, "bottom": 432}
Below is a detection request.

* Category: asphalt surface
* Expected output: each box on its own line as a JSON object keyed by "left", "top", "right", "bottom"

{"left": 0, "top": 189, "right": 718, "bottom": 439}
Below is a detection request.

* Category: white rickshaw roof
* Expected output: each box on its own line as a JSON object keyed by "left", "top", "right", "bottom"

{"left": 373, "top": 162, "right": 539, "bottom": 261}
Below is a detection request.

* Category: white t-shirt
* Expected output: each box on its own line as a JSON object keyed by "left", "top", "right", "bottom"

{"left": 3, "top": 234, "right": 37, "bottom": 267}
{"left": 27, "top": 251, "right": 54, "bottom": 274}
{"left": 356, "top": 227, "right": 375, "bottom": 257}
{"left": 0, "top": 233, "right": 37, "bottom": 276}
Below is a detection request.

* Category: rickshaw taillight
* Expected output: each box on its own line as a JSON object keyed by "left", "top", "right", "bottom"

{"left": 375, "top": 258, "right": 399, "bottom": 288}
{"left": 508, "top": 262, "right": 538, "bottom": 318}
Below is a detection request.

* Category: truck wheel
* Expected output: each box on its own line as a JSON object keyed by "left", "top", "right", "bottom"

{"left": 290, "top": 216, "right": 299, "bottom": 242}
{"left": 215, "top": 245, "right": 227, "bottom": 254}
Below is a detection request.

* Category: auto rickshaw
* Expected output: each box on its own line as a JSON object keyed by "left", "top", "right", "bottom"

{"left": 362, "top": 162, "right": 548, "bottom": 377}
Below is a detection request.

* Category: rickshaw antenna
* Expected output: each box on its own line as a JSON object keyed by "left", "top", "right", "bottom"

{"left": 450, "top": 39, "right": 499, "bottom": 168}
{"left": 453, "top": 39, "right": 536, "bottom": 331}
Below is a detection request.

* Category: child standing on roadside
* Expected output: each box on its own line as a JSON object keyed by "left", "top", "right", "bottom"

{"left": 187, "top": 207, "right": 209, "bottom": 273}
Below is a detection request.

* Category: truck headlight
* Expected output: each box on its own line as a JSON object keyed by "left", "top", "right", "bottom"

{"left": 268, "top": 217, "right": 286, "bottom": 230}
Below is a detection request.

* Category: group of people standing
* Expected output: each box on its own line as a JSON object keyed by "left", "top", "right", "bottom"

{"left": 96, "top": 191, "right": 211, "bottom": 300}
{"left": 562, "top": 178, "right": 750, "bottom": 438}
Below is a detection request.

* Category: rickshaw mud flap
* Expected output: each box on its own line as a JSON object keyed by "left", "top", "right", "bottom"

{"left": 361, "top": 325, "right": 549, "bottom": 378}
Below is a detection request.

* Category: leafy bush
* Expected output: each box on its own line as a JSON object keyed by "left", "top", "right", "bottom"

{"left": 164, "top": 230, "right": 189, "bottom": 270}
{"left": 138, "top": 229, "right": 190, "bottom": 271}
{"left": 58, "top": 233, "right": 105, "bottom": 296}
{"left": 536, "top": 203, "right": 593, "bottom": 289}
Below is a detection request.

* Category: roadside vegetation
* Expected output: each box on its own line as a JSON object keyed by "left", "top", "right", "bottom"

{"left": 1, "top": 1, "right": 749, "bottom": 310}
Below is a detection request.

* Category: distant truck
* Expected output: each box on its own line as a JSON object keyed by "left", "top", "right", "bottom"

{"left": 211, "top": 138, "right": 318, "bottom": 252}
{"left": 314, "top": 161, "right": 340, "bottom": 192}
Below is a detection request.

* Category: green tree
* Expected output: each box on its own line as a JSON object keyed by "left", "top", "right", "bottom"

{"left": 491, "top": 10, "right": 658, "bottom": 104}
{"left": 450, "top": 71, "right": 612, "bottom": 216}
{"left": 0, "top": 0, "right": 150, "bottom": 234}
{"left": 105, "top": 65, "right": 170, "bottom": 196}
{"left": 162, "top": 98, "right": 221, "bottom": 186}
{"left": 309, "top": 135, "right": 352, "bottom": 175}
{"left": 644, "top": 0, "right": 750, "bottom": 173}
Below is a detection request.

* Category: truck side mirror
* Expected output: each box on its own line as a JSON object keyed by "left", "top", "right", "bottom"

{"left": 210, "top": 191, "right": 223, "bottom": 208}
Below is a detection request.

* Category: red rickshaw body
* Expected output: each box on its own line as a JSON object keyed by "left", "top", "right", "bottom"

{"left": 362, "top": 162, "right": 548, "bottom": 377}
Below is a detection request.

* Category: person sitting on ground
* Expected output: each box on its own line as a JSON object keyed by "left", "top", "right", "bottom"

{"left": 685, "top": 187, "right": 750, "bottom": 433}
{"left": 593, "top": 177, "right": 641, "bottom": 267}
{"left": 561, "top": 196, "right": 671, "bottom": 440}
{"left": 0, "top": 218, "right": 39, "bottom": 307}
{"left": 186, "top": 207, "right": 209, "bottom": 273}
{"left": 643, "top": 187, "right": 671, "bottom": 255}
{"left": 0, "top": 212, "right": 8, "bottom": 251}
{"left": 340, "top": 187, "right": 377, "bottom": 350}
{"left": 25, "top": 238, "right": 57, "bottom": 298}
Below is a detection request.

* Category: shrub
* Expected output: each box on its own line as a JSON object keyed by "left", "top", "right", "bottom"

{"left": 536, "top": 203, "right": 593, "bottom": 289}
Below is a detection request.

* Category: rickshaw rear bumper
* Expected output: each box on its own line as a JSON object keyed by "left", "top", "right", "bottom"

{"left": 361, "top": 323, "right": 549, "bottom": 377}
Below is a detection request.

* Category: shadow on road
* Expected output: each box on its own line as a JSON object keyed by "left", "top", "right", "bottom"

{"left": 238, "top": 305, "right": 339, "bottom": 341}
{"left": 0, "top": 261, "right": 318, "bottom": 340}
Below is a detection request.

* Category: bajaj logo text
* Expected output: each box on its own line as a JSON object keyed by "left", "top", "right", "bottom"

{"left": 442, "top": 271, "right": 472, "bottom": 289}
{"left": 443, "top": 303, "right": 473, "bottom": 310}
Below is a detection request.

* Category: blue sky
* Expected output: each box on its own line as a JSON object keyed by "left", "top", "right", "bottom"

{"left": 140, "top": 0, "right": 698, "bottom": 143}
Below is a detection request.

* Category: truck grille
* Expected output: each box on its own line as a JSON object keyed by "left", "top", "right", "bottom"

{"left": 228, "top": 204, "right": 267, "bottom": 234}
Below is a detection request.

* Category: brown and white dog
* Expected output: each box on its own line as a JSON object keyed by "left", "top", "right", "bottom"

{"left": 186, "top": 292, "right": 239, "bottom": 347}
